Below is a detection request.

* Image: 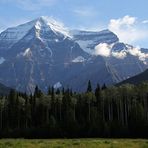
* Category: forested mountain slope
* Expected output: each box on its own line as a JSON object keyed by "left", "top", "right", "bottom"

{"left": 118, "top": 69, "right": 148, "bottom": 85}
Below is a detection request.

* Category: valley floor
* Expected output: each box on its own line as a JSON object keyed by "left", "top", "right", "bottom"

{"left": 0, "top": 138, "right": 147, "bottom": 148}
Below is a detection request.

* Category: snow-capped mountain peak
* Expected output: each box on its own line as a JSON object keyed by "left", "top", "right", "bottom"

{"left": 0, "top": 16, "right": 71, "bottom": 49}
{"left": 0, "top": 20, "right": 35, "bottom": 48}
{"left": 34, "top": 16, "right": 71, "bottom": 38}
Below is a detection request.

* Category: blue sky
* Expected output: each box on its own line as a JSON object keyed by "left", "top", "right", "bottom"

{"left": 0, "top": 0, "right": 148, "bottom": 47}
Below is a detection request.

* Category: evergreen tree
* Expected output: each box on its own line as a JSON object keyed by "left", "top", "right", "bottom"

{"left": 87, "top": 80, "right": 92, "bottom": 92}
{"left": 102, "top": 83, "right": 107, "bottom": 90}
{"left": 48, "top": 86, "right": 52, "bottom": 95}
{"left": 0, "top": 81, "right": 148, "bottom": 138}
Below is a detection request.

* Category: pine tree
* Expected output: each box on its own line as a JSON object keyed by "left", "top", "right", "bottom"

{"left": 87, "top": 80, "right": 92, "bottom": 92}
{"left": 48, "top": 86, "right": 51, "bottom": 95}
{"left": 95, "top": 83, "right": 101, "bottom": 112}
{"left": 56, "top": 88, "right": 60, "bottom": 95}
{"left": 34, "top": 85, "right": 42, "bottom": 98}
{"left": 102, "top": 83, "right": 107, "bottom": 90}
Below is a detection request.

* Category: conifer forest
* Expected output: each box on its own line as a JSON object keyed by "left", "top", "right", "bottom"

{"left": 0, "top": 81, "right": 148, "bottom": 138}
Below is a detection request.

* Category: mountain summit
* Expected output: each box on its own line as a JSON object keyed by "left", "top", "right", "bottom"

{"left": 0, "top": 16, "right": 71, "bottom": 49}
{"left": 0, "top": 16, "right": 147, "bottom": 93}
{"left": 35, "top": 16, "right": 71, "bottom": 37}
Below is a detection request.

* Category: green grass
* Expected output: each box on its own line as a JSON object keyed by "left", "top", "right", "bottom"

{"left": 0, "top": 139, "right": 147, "bottom": 148}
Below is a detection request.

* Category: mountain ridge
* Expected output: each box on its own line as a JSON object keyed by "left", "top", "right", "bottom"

{"left": 0, "top": 83, "right": 11, "bottom": 95}
{"left": 118, "top": 69, "right": 148, "bottom": 85}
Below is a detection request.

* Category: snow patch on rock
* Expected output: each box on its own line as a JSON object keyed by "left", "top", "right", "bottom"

{"left": 54, "top": 82, "right": 62, "bottom": 89}
{"left": 72, "top": 56, "right": 86, "bottom": 63}
{"left": 55, "top": 39, "right": 59, "bottom": 42}
{"left": 76, "top": 40, "right": 94, "bottom": 54}
{"left": 0, "top": 57, "right": 5, "bottom": 64}
{"left": 23, "top": 48, "right": 32, "bottom": 57}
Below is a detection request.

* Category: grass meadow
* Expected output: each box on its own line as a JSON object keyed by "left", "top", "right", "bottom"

{"left": 0, "top": 139, "right": 148, "bottom": 148}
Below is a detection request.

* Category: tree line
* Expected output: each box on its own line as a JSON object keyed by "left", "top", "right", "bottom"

{"left": 0, "top": 81, "right": 148, "bottom": 138}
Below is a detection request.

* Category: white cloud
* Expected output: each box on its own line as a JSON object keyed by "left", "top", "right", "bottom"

{"left": 94, "top": 43, "right": 127, "bottom": 59}
{"left": 112, "top": 50, "right": 127, "bottom": 59}
{"left": 108, "top": 15, "right": 148, "bottom": 45}
{"left": 127, "top": 46, "right": 148, "bottom": 63}
{"left": 1, "top": 0, "right": 57, "bottom": 11}
{"left": 94, "top": 42, "right": 148, "bottom": 64}
{"left": 94, "top": 43, "right": 112, "bottom": 57}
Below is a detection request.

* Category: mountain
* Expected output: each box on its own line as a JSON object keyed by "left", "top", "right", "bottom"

{"left": 118, "top": 69, "right": 148, "bottom": 85}
{"left": 0, "top": 83, "right": 11, "bottom": 95}
{"left": 72, "top": 29, "right": 119, "bottom": 54}
{"left": 0, "top": 16, "right": 147, "bottom": 93}
{"left": 0, "top": 16, "right": 89, "bottom": 92}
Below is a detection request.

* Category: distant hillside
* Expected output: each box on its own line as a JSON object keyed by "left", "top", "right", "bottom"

{"left": 0, "top": 83, "right": 11, "bottom": 95}
{"left": 118, "top": 69, "right": 148, "bottom": 85}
